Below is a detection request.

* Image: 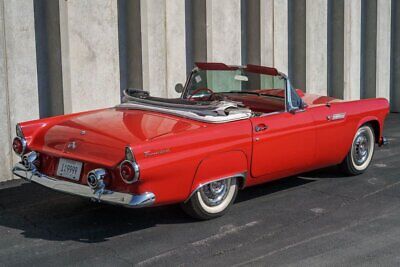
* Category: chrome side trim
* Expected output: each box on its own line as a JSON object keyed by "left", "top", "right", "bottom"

{"left": 12, "top": 163, "right": 155, "bottom": 208}
{"left": 327, "top": 112, "right": 346, "bottom": 121}
{"left": 184, "top": 172, "right": 247, "bottom": 203}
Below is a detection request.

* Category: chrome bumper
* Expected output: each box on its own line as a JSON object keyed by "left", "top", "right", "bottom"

{"left": 12, "top": 163, "right": 155, "bottom": 208}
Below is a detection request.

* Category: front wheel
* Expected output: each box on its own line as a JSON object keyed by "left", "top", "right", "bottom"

{"left": 340, "top": 124, "right": 375, "bottom": 175}
{"left": 181, "top": 177, "right": 238, "bottom": 220}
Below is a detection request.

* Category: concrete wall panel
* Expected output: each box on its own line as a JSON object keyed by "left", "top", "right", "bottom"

{"left": 360, "top": 0, "right": 377, "bottom": 99}
{"left": 288, "top": 0, "right": 306, "bottom": 91}
{"left": 34, "top": 0, "right": 64, "bottom": 118}
{"left": 244, "top": 0, "right": 261, "bottom": 65}
{"left": 118, "top": 0, "right": 143, "bottom": 94}
{"left": 3, "top": 0, "right": 39, "bottom": 181}
{"left": 260, "top": 0, "right": 274, "bottom": 68}
{"left": 206, "top": 0, "right": 241, "bottom": 65}
{"left": 186, "top": 0, "right": 207, "bottom": 71}
{"left": 376, "top": 0, "right": 391, "bottom": 100}
{"left": 273, "top": 0, "right": 289, "bottom": 74}
{"left": 0, "top": 0, "right": 11, "bottom": 181}
{"left": 166, "top": 0, "right": 187, "bottom": 98}
{"left": 344, "top": 0, "right": 362, "bottom": 100}
{"left": 391, "top": 0, "right": 400, "bottom": 112}
{"left": 327, "top": 0, "right": 344, "bottom": 99}
{"left": 141, "top": 0, "right": 186, "bottom": 97}
{"left": 306, "top": 0, "right": 328, "bottom": 95}
{"left": 60, "top": 0, "right": 120, "bottom": 113}
{"left": 140, "top": 0, "right": 167, "bottom": 97}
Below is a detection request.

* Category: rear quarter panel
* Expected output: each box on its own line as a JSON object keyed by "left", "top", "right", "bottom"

{"left": 131, "top": 119, "right": 253, "bottom": 205}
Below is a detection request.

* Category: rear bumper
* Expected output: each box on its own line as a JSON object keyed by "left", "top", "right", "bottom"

{"left": 12, "top": 163, "right": 155, "bottom": 208}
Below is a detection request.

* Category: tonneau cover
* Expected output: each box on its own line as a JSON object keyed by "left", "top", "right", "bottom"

{"left": 116, "top": 90, "right": 252, "bottom": 123}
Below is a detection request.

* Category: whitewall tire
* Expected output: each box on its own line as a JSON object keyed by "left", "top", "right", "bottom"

{"left": 181, "top": 177, "right": 238, "bottom": 220}
{"left": 341, "top": 124, "right": 375, "bottom": 175}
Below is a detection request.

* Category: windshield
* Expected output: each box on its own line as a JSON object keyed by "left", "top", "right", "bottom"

{"left": 183, "top": 69, "right": 286, "bottom": 98}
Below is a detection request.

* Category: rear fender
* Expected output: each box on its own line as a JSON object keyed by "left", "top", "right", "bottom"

{"left": 187, "top": 151, "right": 248, "bottom": 200}
{"left": 356, "top": 116, "right": 381, "bottom": 142}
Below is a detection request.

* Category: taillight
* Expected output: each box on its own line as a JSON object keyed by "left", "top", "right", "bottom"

{"left": 12, "top": 137, "right": 26, "bottom": 156}
{"left": 120, "top": 160, "right": 139, "bottom": 184}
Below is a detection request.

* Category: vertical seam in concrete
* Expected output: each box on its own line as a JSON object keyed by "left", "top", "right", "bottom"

{"left": 272, "top": 0, "right": 275, "bottom": 67}
{"left": 327, "top": 0, "right": 332, "bottom": 96}
{"left": 376, "top": 0, "right": 391, "bottom": 100}
{"left": 164, "top": 1, "right": 168, "bottom": 97}
{"left": 59, "top": 0, "right": 71, "bottom": 114}
{"left": 1, "top": 0, "right": 13, "bottom": 173}
{"left": 206, "top": 0, "right": 212, "bottom": 61}
{"left": 241, "top": 0, "right": 247, "bottom": 65}
{"left": 185, "top": 0, "right": 192, "bottom": 74}
{"left": 389, "top": 0, "right": 396, "bottom": 111}
{"left": 140, "top": 0, "right": 148, "bottom": 91}
{"left": 117, "top": 0, "right": 127, "bottom": 97}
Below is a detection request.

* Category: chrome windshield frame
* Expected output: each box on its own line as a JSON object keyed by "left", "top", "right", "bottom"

{"left": 181, "top": 65, "right": 303, "bottom": 114}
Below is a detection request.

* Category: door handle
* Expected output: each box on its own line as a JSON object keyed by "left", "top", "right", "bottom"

{"left": 255, "top": 124, "right": 268, "bottom": 132}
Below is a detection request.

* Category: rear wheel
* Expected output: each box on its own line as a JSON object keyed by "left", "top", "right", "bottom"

{"left": 181, "top": 177, "right": 238, "bottom": 220}
{"left": 341, "top": 124, "right": 375, "bottom": 175}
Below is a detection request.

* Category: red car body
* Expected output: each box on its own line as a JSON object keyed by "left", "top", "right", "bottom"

{"left": 12, "top": 62, "right": 389, "bottom": 215}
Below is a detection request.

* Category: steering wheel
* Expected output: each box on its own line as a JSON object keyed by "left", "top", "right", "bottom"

{"left": 188, "top": 88, "right": 215, "bottom": 100}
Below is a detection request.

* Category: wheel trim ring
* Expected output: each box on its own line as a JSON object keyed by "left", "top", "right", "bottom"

{"left": 352, "top": 130, "right": 370, "bottom": 165}
{"left": 199, "top": 179, "right": 231, "bottom": 206}
{"left": 197, "top": 178, "right": 237, "bottom": 214}
{"left": 350, "top": 127, "right": 374, "bottom": 171}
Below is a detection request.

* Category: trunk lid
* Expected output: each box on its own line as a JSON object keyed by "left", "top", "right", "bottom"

{"left": 30, "top": 108, "right": 201, "bottom": 167}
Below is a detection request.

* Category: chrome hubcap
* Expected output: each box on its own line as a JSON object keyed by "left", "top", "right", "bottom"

{"left": 352, "top": 130, "right": 370, "bottom": 166}
{"left": 199, "top": 179, "right": 231, "bottom": 206}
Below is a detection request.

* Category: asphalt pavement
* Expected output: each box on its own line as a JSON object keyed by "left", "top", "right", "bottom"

{"left": 0, "top": 113, "right": 399, "bottom": 266}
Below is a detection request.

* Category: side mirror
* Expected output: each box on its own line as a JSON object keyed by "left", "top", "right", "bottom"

{"left": 175, "top": 83, "right": 184, "bottom": 93}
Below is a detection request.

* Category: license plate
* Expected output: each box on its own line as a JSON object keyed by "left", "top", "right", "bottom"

{"left": 56, "top": 158, "right": 83, "bottom": 181}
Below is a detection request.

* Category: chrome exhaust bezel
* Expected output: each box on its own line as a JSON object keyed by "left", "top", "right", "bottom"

{"left": 22, "top": 151, "right": 38, "bottom": 170}
{"left": 87, "top": 168, "right": 107, "bottom": 190}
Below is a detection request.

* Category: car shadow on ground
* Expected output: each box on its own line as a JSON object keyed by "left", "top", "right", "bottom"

{"left": 0, "top": 166, "right": 349, "bottom": 244}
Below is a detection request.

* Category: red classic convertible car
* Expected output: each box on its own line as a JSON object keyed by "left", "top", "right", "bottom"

{"left": 12, "top": 62, "right": 389, "bottom": 219}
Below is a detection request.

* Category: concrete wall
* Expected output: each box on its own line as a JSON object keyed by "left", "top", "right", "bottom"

{"left": 0, "top": 0, "right": 399, "bottom": 181}
{"left": 59, "top": 0, "right": 120, "bottom": 113}
{"left": 0, "top": 0, "right": 39, "bottom": 181}
{"left": 141, "top": 0, "right": 186, "bottom": 98}
{"left": 306, "top": 0, "right": 328, "bottom": 95}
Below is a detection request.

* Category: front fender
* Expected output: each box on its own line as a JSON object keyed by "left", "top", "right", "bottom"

{"left": 188, "top": 150, "right": 248, "bottom": 198}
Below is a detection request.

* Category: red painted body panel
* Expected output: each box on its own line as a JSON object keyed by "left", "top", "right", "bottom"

{"left": 16, "top": 84, "right": 390, "bottom": 207}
